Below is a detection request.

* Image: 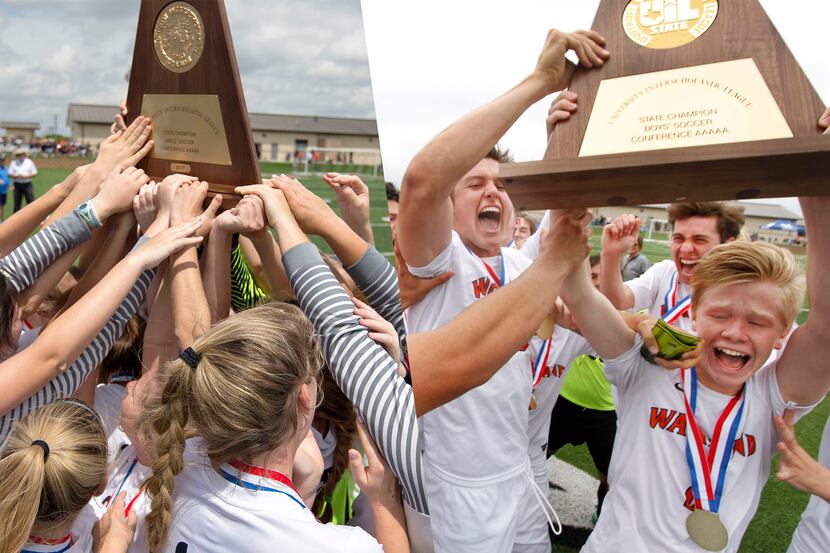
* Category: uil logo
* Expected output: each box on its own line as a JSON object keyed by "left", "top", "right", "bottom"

{"left": 623, "top": 0, "right": 719, "bottom": 49}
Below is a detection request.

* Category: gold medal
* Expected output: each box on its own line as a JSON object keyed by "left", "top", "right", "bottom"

{"left": 686, "top": 510, "right": 729, "bottom": 551}
{"left": 528, "top": 393, "right": 538, "bottom": 411}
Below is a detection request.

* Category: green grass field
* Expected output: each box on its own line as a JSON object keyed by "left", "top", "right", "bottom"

{"left": 550, "top": 228, "right": 824, "bottom": 552}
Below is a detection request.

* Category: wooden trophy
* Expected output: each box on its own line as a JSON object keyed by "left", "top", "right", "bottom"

{"left": 502, "top": 0, "right": 829, "bottom": 209}
{"left": 125, "top": 0, "right": 259, "bottom": 203}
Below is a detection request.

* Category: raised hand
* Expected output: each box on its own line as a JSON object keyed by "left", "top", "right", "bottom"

{"left": 546, "top": 90, "right": 579, "bottom": 139}
{"left": 92, "top": 491, "right": 137, "bottom": 553}
{"left": 601, "top": 213, "right": 641, "bottom": 257}
{"left": 90, "top": 166, "right": 150, "bottom": 221}
{"left": 268, "top": 175, "right": 339, "bottom": 236}
{"left": 215, "top": 194, "right": 266, "bottom": 235}
{"left": 322, "top": 172, "right": 371, "bottom": 237}
{"left": 95, "top": 116, "right": 154, "bottom": 170}
{"left": 128, "top": 217, "right": 203, "bottom": 270}
{"left": 234, "top": 184, "right": 292, "bottom": 228}
{"left": 534, "top": 29, "right": 609, "bottom": 93}
{"left": 394, "top": 240, "right": 454, "bottom": 310}
{"left": 133, "top": 181, "right": 159, "bottom": 234}
{"left": 170, "top": 180, "right": 222, "bottom": 237}
{"left": 352, "top": 297, "right": 401, "bottom": 362}
{"left": 542, "top": 209, "right": 593, "bottom": 274}
{"left": 159, "top": 173, "right": 198, "bottom": 214}
{"left": 774, "top": 410, "right": 830, "bottom": 501}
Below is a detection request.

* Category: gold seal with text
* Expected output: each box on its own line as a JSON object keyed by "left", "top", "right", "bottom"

{"left": 623, "top": 0, "right": 718, "bottom": 49}
{"left": 153, "top": 1, "right": 205, "bottom": 73}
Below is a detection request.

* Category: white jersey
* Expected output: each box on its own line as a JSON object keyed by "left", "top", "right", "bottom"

{"left": 516, "top": 327, "right": 594, "bottom": 548}
{"left": 788, "top": 415, "right": 830, "bottom": 553}
{"left": 626, "top": 259, "right": 695, "bottom": 332}
{"left": 583, "top": 336, "right": 816, "bottom": 553}
{"left": 527, "top": 327, "right": 594, "bottom": 465}
{"left": 73, "top": 385, "right": 151, "bottom": 552}
{"left": 130, "top": 439, "right": 381, "bottom": 553}
{"left": 407, "top": 231, "right": 535, "bottom": 483}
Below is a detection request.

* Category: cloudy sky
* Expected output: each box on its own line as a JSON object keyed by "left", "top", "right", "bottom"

{"left": 362, "top": 0, "right": 830, "bottom": 216}
{"left": 0, "top": 0, "right": 374, "bottom": 134}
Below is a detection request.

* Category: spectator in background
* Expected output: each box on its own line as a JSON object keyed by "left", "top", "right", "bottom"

{"left": 8, "top": 149, "right": 37, "bottom": 212}
{"left": 621, "top": 234, "right": 651, "bottom": 281}
{"left": 512, "top": 212, "right": 537, "bottom": 250}
{"left": 385, "top": 182, "right": 399, "bottom": 241}
{"left": 0, "top": 156, "right": 9, "bottom": 222}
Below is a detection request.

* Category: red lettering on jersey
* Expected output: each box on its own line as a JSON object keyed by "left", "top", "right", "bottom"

{"left": 540, "top": 365, "right": 551, "bottom": 379}
{"left": 649, "top": 407, "right": 677, "bottom": 429}
{"left": 733, "top": 434, "right": 756, "bottom": 457}
{"left": 472, "top": 277, "right": 489, "bottom": 299}
{"left": 666, "top": 413, "right": 687, "bottom": 436}
{"left": 551, "top": 364, "right": 565, "bottom": 378}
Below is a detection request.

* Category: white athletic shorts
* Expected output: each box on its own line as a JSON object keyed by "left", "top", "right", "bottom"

{"left": 425, "top": 465, "right": 530, "bottom": 553}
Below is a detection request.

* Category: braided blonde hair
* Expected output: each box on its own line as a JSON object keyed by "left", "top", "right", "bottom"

{"left": 140, "top": 301, "right": 323, "bottom": 551}
{"left": 0, "top": 401, "right": 107, "bottom": 553}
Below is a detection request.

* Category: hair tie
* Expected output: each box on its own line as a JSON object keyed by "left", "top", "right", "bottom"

{"left": 179, "top": 347, "right": 201, "bottom": 370}
{"left": 31, "top": 440, "right": 50, "bottom": 461}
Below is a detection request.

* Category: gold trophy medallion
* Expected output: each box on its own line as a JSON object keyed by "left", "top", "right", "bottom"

{"left": 153, "top": 1, "right": 205, "bottom": 73}
{"left": 686, "top": 510, "right": 729, "bottom": 551}
{"left": 623, "top": 0, "right": 718, "bottom": 49}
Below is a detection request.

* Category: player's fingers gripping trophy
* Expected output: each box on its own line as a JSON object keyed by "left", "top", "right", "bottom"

{"left": 534, "top": 29, "right": 609, "bottom": 93}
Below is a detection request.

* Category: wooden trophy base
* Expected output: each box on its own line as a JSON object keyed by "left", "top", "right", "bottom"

{"left": 503, "top": 135, "right": 830, "bottom": 210}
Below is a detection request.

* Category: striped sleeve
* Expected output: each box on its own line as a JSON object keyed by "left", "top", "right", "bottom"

{"left": 283, "top": 243, "right": 428, "bottom": 515}
{"left": 0, "top": 265, "right": 154, "bottom": 446}
{"left": 0, "top": 211, "right": 92, "bottom": 293}
{"left": 344, "top": 246, "right": 404, "bottom": 341}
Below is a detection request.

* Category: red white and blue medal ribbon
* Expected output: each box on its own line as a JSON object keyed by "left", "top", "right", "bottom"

{"left": 531, "top": 337, "right": 553, "bottom": 388}
{"left": 465, "top": 246, "right": 505, "bottom": 288}
{"left": 219, "top": 460, "right": 306, "bottom": 510}
{"left": 662, "top": 271, "right": 691, "bottom": 321}
{"left": 681, "top": 368, "right": 746, "bottom": 513}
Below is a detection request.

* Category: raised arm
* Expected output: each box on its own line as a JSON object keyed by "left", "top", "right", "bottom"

{"left": 270, "top": 175, "right": 402, "bottom": 335}
{"left": 202, "top": 195, "right": 268, "bottom": 319}
{"left": 776, "top": 195, "right": 830, "bottom": 405}
{"left": 13, "top": 166, "right": 150, "bottom": 318}
{"left": 322, "top": 172, "right": 375, "bottom": 246}
{"left": 237, "top": 183, "right": 429, "bottom": 516}
{"left": 0, "top": 217, "right": 203, "bottom": 415}
{"left": 43, "top": 116, "right": 154, "bottom": 226}
{"left": 168, "top": 181, "right": 220, "bottom": 347}
{"left": 598, "top": 214, "right": 640, "bottom": 309}
{"left": 408, "top": 209, "right": 591, "bottom": 414}
{"left": 557, "top": 211, "right": 638, "bottom": 360}
{"left": 398, "top": 30, "right": 607, "bottom": 267}
{"left": 0, "top": 164, "right": 85, "bottom": 257}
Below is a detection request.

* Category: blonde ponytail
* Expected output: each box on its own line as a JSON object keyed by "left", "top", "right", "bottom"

{"left": 141, "top": 301, "right": 322, "bottom": 550}
{"left": 0, "top": 401, "right": 107, "bottom": 553}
